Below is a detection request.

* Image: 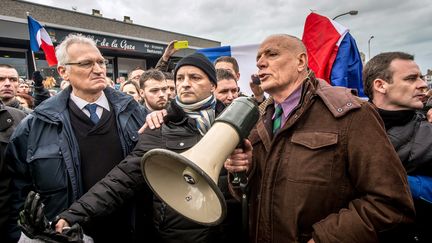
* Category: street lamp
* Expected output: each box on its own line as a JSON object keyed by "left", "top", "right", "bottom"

{"left": 368, "top": 35, "right": 374, "bottom": 60}
{"left": 333, "top": 10, "right": 359, "bottom": 20}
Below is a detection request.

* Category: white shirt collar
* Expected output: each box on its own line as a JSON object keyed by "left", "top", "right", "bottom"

{"left": 70, "top": 91, "right": 110, "bottom": 111}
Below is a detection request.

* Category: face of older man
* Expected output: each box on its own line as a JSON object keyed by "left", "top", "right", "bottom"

{"left": 176, "top": 66, "right": 215, "bottom": 104}
{"left": 0, "top": 67, "right": 19, "bottom": 102}
{"left": 58, "top": 43, "right": 107, "bottom": 101}
{"left": 256, "top": 36, "right": 307, "bottom": 97}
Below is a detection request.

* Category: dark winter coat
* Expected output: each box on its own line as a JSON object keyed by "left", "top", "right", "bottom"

{"left": 385, "top": 111, "right": 432, "bottom": 242}
{"left": 6, "top": 86, "right": 147, "bottom": 240}
{"left": 0, "top": 104, "right": 26, "bottom": 242}
{"left": 59, "top": 99, "right": 243, "bottom": 243}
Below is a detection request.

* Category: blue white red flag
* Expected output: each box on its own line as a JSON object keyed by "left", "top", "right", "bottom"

{"left": 27, "top": 16, "right": 58, "bottom": 66}
{"left": 302, "top": 13, "right": 364, "bottom": 96}
{"left": 197, "top": 44, "right": 259, "bottom": 95}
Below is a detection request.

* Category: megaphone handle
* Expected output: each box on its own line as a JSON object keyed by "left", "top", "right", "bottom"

{"left": 232, "top": 171, "right": 247, "bottom": 185}
{"left": 231, "top": 140, "right": 248, "bottom": 186}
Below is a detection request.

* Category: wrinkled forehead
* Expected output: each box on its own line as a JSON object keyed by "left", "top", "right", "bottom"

{"left": 257, "top": 38, "right": 283, "bottom": 57}
{"left": 67, "top": 43, "right": 103, "bottom": 60}
{"left": 258, "top": 36, "right": 305, "bottom": 57}
{"left": 0, "top": 67, "right": 19, "bottom": 77}
{"left": 177, "top": 65, "right": 208, "bottom": 78}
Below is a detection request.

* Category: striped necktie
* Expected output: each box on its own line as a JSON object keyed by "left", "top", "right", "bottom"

{"left": 273, "top": 105, "right": 283, "bottom": 134}
{"left": 85, "top": 103, "right": 99, "bottom": 124}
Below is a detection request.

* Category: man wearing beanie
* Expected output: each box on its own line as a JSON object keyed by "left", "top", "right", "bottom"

{"left": 20, "top": 53, "right": 243, "bottom": 242}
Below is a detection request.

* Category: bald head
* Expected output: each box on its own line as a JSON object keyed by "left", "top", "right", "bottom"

{"left": 261, "top": 34, "right": 307, "bottom": 56}
{"left": 256, "top": 34, "right": 309, "bottom": 103}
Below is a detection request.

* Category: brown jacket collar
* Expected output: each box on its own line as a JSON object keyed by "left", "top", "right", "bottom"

{"left": 259, "top": 73, "right": 362, "bottom": 118}
{"left": 253, "top": 73, "right": 362, "bottom": 152}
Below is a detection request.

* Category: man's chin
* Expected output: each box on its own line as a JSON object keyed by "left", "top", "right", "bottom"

{"left": 157, "top": 103, "right": 167, "bottom": 109}
{"left": 0, "top": 94, "right": 15, "bottom": 100}
{"left": 92, "top": 83, "right": 107, "bottom": 91}
{"left": 179, "top": 96, "right": 198, "bottom": 104}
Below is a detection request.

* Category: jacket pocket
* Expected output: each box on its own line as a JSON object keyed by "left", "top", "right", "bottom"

{"left": 27, "top": 143, "right": 67, "bottom": 193}
{"left": 165, "top": 137, "right": 197, "bottom": 151}
{"left": 285, "top": 131, "right": 338, "bottom": 185}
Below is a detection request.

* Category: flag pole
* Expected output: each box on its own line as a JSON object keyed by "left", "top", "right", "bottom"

{"left": 26, "top": 12, "right": 37, "bottom": 71}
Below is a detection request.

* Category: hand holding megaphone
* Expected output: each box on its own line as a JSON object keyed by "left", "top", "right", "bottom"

{"left": 225, "top": 139, "right": 252, "bottom": 185}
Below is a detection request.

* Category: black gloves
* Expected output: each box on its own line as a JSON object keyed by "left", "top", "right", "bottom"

{"left": 19, "top": 191, "right": 84, "bottom": 243}
{"left": 32, "top": 71, "right": 44, "bottom": 87}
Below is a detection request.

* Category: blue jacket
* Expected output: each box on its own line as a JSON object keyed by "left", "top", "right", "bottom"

{"left": 6, "top": 86, "right": 147, "bottom": 239}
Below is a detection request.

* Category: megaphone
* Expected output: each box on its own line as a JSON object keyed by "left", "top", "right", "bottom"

{"left": 141, "top": 97, "right": 259, "bottom": 225}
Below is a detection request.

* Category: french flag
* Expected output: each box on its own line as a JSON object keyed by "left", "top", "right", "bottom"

{"left": 197, "top": 44, "right": 259, "bottom": 95}
{"left": 27, "top": 16, "right": 58, "bottom": 66}
{"left": 302, "top": 13, "right": 364, "bottom": 97}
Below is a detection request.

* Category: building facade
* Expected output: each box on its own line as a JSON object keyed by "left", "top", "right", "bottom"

{"left": 0, "top": 0, "right": 220, "bottom": 82}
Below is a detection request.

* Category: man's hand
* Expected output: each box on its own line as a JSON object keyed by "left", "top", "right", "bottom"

{"left": 427, "top": 109, "right": 432, "bottom": 123}
{"left": 19, "top": 191, "right": 50, "bottom": 238}
{"left": 55, "top": 219, "right": 71, "bottom": 233}
{"left": 249, "top": 75, "right": 265, "bottom": 103}
{"left": 162, "top": 40, "right": 179, "bottom": 62}
{"left": 138, "top": 109, "right": 167, "bottom": 134}
{"left": 224, "top": 139, "right": 252, "bottom": 173}
{"left": 18, "top": 191, "right": 84, "bottom": 243}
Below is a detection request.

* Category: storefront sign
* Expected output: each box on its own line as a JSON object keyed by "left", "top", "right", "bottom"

{"left": 46, "top": 27, "right": 166, "bottom": 55}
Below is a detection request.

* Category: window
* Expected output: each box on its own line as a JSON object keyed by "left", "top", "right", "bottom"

{"left": 0, "top": 49, "right": 27, "bottom": 78}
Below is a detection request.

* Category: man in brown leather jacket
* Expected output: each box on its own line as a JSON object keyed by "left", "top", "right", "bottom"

{"left": 225, "top": 34, "right": 415, "bottom": 243}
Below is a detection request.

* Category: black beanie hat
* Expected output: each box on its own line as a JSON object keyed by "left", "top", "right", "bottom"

{"left": 174, "top": 53, "right": 217, "bottom": 86}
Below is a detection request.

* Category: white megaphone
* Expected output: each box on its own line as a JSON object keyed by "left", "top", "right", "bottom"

{"left": 141, "top": 97, "right": 259, "bottom": 225}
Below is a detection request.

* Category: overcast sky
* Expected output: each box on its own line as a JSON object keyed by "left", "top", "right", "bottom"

{"left": 27, "top": 0, "right": 432, "bottom": 73}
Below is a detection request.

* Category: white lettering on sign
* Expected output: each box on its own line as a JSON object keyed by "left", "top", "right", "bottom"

{"left": 82, "top": 33, "right": 160, "bottom": 53}
{"left": 120, "top": 40, "right": 136, "bottom": 50}
{"left": 111, "top": 39, "right": 118, "bottom": 48}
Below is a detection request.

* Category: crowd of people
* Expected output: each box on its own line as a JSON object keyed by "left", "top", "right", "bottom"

{"left": 0, "top": 32, "right": 430, "bottom": 243}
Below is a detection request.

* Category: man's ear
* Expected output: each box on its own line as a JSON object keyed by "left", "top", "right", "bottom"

{"left": 236, "top": 72, "right": 241, "bottom": 81}
{"left": 210, "top": 83, "right": 216, "bottom": 93}
{"left": 140, "top": 89, "right": 145, "bottom": 98}
{"left": 297, "top": 52, "right": 308, "bottom": 72}
{"left": 373, "top": 79, "right": 388, "bottom": 94}
{"left": 57, "top": 66, "right": 68, "bottom": 81}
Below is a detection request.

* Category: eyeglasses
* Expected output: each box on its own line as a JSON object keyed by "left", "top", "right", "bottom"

{"left": 64, "top": 59, "right": 109, "bottom": 69}
{"left": 0, "top": 76, "right": 19, "bottom": 82}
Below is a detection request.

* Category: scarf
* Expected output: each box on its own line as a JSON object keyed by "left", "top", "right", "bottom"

{"left": 175, "top": 95, "right": 217, "bottom": 135}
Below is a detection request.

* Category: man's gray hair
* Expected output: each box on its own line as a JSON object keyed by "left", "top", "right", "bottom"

{"left": 55, "top": 34, "right": 98, "bottom": 66}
